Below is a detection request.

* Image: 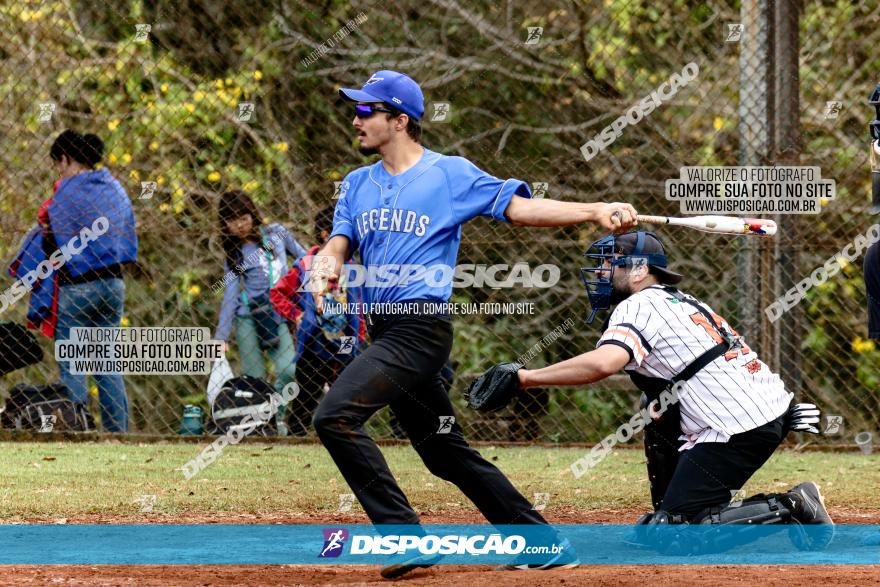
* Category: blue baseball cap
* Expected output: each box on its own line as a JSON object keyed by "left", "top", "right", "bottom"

{"left": 339, "top": 70, "right": 425, "bottom": 121}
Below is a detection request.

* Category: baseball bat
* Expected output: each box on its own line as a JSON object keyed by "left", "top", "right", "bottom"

{"left": 636, "top": 214, "right": 777, "bottom": 236}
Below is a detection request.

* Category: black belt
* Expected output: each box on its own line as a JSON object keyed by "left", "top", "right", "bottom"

{"left": 363, "top": 299, "right": 452, "bottom": 329}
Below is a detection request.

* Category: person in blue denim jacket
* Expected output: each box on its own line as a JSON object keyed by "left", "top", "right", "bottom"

{"left": 215, "top": 191, "right": 306, "bottom": 434}
{"left": 46, "top": 129, "right": 138, "bottom": 432}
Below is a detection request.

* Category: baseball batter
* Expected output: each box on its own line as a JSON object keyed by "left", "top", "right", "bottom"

{"left": 511, "top": 231, "right": 833, "bottom": 550}
{"left": 308, "top": 70, "right": 637, "bottom": 577}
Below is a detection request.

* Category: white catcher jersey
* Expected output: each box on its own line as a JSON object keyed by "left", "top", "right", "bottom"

{"left": 597, "top": 284, "right": 792, "bottom": 449}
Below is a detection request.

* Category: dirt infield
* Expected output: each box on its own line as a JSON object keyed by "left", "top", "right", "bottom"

{"left": 3, "top": 509, "right": 879, "bottom": 586}
{"left": 7, "top": 564, "right": 880, "bottom": 586}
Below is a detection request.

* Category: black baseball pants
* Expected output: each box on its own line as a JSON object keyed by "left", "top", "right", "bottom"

{"left": 660, "top": 414, "right": 787, "bottom": 517}
{"left": 287, "top": 345, "right": 339, "bottom": 436}
{"left": 312, "top": 312, "right": 547, "bottom": 526}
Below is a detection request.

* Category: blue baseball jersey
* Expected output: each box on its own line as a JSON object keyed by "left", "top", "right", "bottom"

{"left": 330, "top": 148, "right": 532, "bottom": 305}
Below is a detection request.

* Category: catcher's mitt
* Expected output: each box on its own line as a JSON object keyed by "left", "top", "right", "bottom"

{"left": 464, "top": 362, "right": 523, "bottom": 412}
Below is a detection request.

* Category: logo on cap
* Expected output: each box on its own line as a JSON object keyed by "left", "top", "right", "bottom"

{"left": 364, "top": 75, "right": 384, "bottom": 86}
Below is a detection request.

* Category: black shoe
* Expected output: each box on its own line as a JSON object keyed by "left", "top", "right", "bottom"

{"left": 623, "top": 511, "right": 655, "bottom": 548}
{"left": 788, "top": 481, "right": 834, "bottom": 550}
{"left": 496, "top": 538, "right": 579, "bottom": 571}
{"left": 379, "top": 553, "right": 440, "bottom": 579}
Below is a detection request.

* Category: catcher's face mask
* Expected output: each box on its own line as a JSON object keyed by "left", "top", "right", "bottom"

{"left": 580, "top": 231, "right": 670, "bottom": 324}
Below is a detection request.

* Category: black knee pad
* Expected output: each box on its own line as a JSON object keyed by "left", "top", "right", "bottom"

{"left": 632, "top": 509, "right": 693, "bottom": 555}
{"left": 692, "top": 494, "right": 793, "bottom": 526}
{"left": 638, "top": 497, "right": 794, "bottom": 555}
{"left": 678, "top": 494, "right": 794, "bottom": 553}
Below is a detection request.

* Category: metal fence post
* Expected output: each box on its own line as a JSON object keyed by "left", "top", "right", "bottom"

{"left": 772, "top": 0, "right": 803, "bottom": 396}
{"left": 737, "top": 0, "right": 773, "bottom": 351}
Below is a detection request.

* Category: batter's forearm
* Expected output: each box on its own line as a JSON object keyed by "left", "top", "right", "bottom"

{"left": 506, "top": 197, "right": 604, "bottom": 227}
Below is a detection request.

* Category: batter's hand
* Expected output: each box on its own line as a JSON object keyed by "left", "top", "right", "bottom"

{"left": 306, "top": 256, "right": 337, "bottom": 315}
{"left": 599, "top": 202, "right": 638, "bottom": 232}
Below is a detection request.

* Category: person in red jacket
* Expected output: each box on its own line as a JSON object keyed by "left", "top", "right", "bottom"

{"left": 271, "top": 206, "right": 364, "bottom": 436}
{"left": 8, "top": 189, "right": 61, "bottom": 338}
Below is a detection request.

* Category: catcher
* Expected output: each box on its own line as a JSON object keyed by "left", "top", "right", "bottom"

{"left": 467, "top": 231, "right": 833, "bottom": 551}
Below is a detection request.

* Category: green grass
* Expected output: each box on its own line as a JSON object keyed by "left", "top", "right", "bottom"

{"left": 1, "top": 441, "right": 878, "bottom": 518}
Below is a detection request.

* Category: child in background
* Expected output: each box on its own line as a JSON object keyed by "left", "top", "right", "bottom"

{"left": 215, "top": 191, "right": 307, "bottom": 435}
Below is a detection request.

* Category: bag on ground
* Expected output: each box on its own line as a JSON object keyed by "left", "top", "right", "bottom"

{"left": 2, "top": 384, "right": 94, "bottom": 432}
{"left": 206, "top": 356, "right": 235, "bottom": 407}
{"left": 0, "top": 322, "right": 43, "bottom": 376}
{"left": 210, "top": 376, "right": 279, "bottom": 437}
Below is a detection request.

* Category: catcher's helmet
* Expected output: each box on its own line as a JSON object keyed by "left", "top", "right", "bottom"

{"left": 581, "top": 231, "right": 683, "bottom": 324}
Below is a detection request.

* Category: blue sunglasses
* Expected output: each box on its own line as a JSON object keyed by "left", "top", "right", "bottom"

{"left": 354, "top": 103, "right": 395, "bottom": 119}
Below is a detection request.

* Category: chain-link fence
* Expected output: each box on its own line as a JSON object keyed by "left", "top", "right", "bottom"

{"left": 0, "top": 0, "right": 877, "bottom": 446}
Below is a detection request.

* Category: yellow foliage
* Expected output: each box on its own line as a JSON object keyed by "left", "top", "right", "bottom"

{"left": 852, "top": 337, "right": 875, "bottom": 353}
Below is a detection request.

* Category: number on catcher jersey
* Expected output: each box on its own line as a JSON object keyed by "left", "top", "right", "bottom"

{"left": 688, "top": 311, "right": 750, "bottom": 360}
{"left": 597, "top": 285, "right": 792, "bottom": 446}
